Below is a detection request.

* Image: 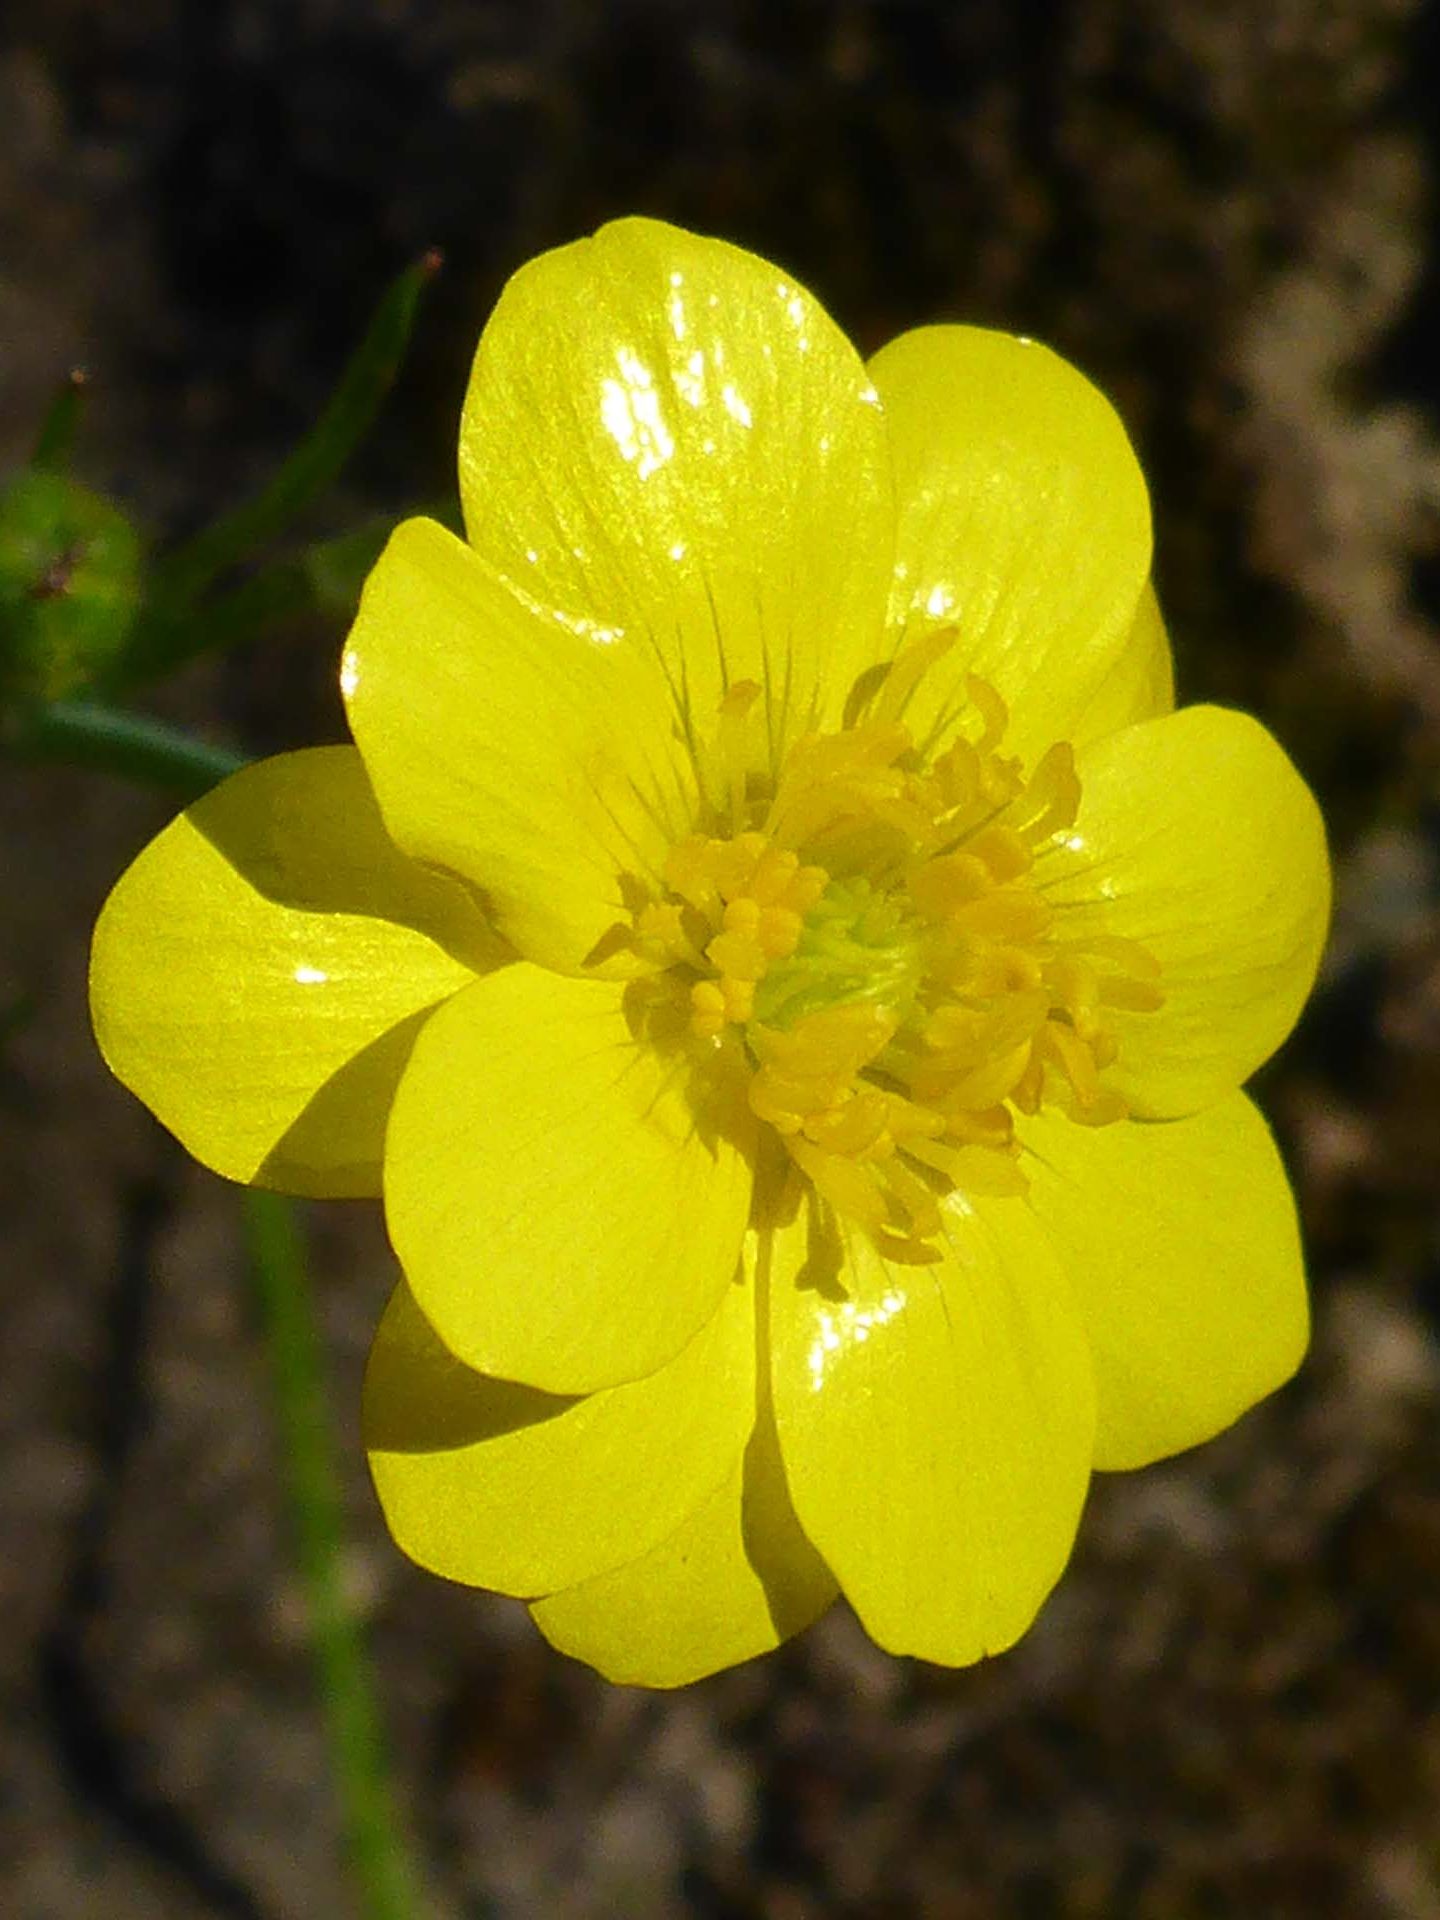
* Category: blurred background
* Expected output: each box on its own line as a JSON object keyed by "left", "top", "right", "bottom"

{"left": 3, "top": 2, "right": 1440, "bottom": 1915}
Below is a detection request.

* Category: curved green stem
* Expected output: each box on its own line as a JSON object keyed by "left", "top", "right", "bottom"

{"left": 32, "top": 366, "right": 89, "bottom": 471}
{"left": 244, "top": 1194, "right": 419, "bottom": 1920}
{"left": 10, "top": 699, "right": 246, "bottom": 798}
{"left": 148, "top": 252, "right": 439, "bottom": 623}
{"left": 12, "top": 704, "right": 421, "bottom": 1915}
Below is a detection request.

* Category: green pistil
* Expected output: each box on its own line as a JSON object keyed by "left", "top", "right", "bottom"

{"left": 751, "top": 876, "right": 923, "bottom": 1029}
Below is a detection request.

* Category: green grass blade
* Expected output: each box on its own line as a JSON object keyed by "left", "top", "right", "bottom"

{"left": 152, "top": 251, "right": 440, "bottom": 614}
{"left": 31, "top": 367, "right": 90, "bottom": 472}
{"left": 244, "top": 1192, "right": 421, "bottom": 1920}
{"left": 9, "top": 699, "right": 245, "bottom": 799}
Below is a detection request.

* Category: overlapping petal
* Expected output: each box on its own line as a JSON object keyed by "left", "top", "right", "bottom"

{"left": 1065, "top": 579, "right": 1175, "bottom": 749}
{"left": 456, "top": 216, "right": 895, "bottom": 745}
{"left": 768, "top": 1191, "right": 1095, "bottom": 1665}
{"left": 383, "top": 963, "right": 755, "bottom": 1395}
{"left": 1038, "top": 705, "right": 1330, "bottom": 1116}
{"left": 343, "top": 515, "right": 696, "bottom": 975}
{"left": 867, "top": 324, "right": 1153, "bottom": 765}
{"left": 89, "top": 748, "right": 492, "bottom": 1195}
{"left": 1020, "top": 1094, "right": 1308, "bottom": 1470}
{"left": 365, "top": 1273, "right": 754, "bottom": 1595}
{"left": 529, "top": 1405, "right": 836, "bottom": 1688}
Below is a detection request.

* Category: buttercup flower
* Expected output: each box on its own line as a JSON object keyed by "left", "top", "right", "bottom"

{"left": 91, "top": 218, "right": 1329, "bottom": 1686}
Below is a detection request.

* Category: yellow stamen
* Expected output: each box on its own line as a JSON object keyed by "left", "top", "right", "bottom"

{"left": 605, "top": 659, "right": 1161, "bottom": 1250}
{"left": 867, "top": 626, "right": 958, "bottom": 728}
{"left": 717, "top": 678, "right": 763, "bottom": 829}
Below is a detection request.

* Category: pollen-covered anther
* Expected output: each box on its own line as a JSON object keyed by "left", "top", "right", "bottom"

{"left": 632, "top": 901, "right": 709, "bottom": 971}
{"left": 690, "top": 976, "right": 754, "bottom": 1037}
{"left": 744, "top": 1004, "right": 966, "bottom": 1241}
{"left": 657, "top": 832, "right": 829, "bottom": 1038}
{"left": 617, "top": 652, "right": 1164, "bottom": 1245}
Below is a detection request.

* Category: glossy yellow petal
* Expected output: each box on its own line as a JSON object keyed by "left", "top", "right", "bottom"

{"left": 1040, "top": 705, "right": 1331, "bottom": 1116}
{"left": 1065, "top": 578, "right": 1175, "bottom": 749}
{"left": 1020, "top": 1094, "right": 1308, "bottom": 1470}
{"left": 768, "top": 1192, "right": 1095, "bottom": 1665}
{"left": 867, "top": 325, "right": 1152, "bottom": 766}
{"left": 529, "top": 1404, "right": 836, "bottom": 1688}
{"left": 456, "top": 216, "right": 894, "bottom": 741}
{"left": 365, "top": 1272, "right": 754, "bottom": 1595}
{"left": 383, "top": 963, "right": 754, "bottom": 1395}
{"left": 89, "top": 748, "right": 491, "bottom": 1196}
{"left": 344, "top": 516, "right": 696, "bottom": 975}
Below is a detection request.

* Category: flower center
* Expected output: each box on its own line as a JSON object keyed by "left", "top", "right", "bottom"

{"left": 610, "top": 634, "right": 1163, "bottom": 1258}
{"left": 752, "top": 876, "right": 922, "bottom": 1030}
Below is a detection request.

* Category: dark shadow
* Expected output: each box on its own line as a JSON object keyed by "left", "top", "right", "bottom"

{"left": 794, "top": 1198, "right": 849, "bottom": 1302}
{"left": 842, "top": 659, "right": 892, "bottom": 730}
{"left": 187, "top": 745, "right": 503, "bottom": 974}
{"left": 363, "top": 1282, "right": 580, "bottom": 1454}
{"left": 621, "top": 976, "right": 760, "bottom": 1165}
{"left": 179, "top": 746, "right": 515, "bottom": 1194}
{"left": 257, "top": 1005, "right": 433, "bottom": 1194}
{"left": 738, "top": 1210, "right": 837, "bottom": 1643}
{"left": 739, "top": 1397, "right": 836, "bottom": 1645}
{"left": 749, "top": 1140, "right": 849, "bottom": 1303}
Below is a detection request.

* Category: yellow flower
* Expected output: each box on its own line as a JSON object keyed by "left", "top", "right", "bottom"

{"left": 90, "top": 218, "right": 1330, "bottom": 1687}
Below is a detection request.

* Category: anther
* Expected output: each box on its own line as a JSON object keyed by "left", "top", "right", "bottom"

{"left": 620, "top": 658, "right": 1161, "bottom": 1246}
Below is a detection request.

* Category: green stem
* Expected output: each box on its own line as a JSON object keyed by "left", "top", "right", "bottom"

{"left": 113, "top": 561, "right": 317, "bottom": 691}
{"left": 17, "top": 703, "right": 420, "bottom": 1914}
{"left": 32, "top": 366, "right": 89, "bottom": 471}
{"left": 148, "top": 252, "right": 440, "bottom": 623}
{"left": 10, "top": 699, "right": 246, "bottom": 798}
{"left": 244, "top": 1193, "right": 419, "bottom": 1920}
{"left": 110, "top": 512, "right": 396, "bottom": 690}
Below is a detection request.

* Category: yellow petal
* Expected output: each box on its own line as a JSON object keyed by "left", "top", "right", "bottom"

{"left": 1040, "top": 705, "right": 1331, "bottom": 1116}
{"left": 456, "top": 216, "right": 894, "bottom": 741}
{"left": 1065, "top": 578, "right": 1175, "bottom": 749}
{"left": 89, "top": 748, "right": 491, "bottom": 1196}
{"left": 365, "top": 1272, "right": 753, "bottom": 1595}
{"left": 867, "top": 324, "right": 1152, "bottom": 765}
{"left": 768, "top": 1192, "right": 1095, "bottom": 1665}
{"left": 1020, "top": 1094, "right": 1308, "bottom": 1470}
{"left": 529, "top": 1403, "right": 836, "bottom": 1688}
{"left": 344, "top": 516, "right": 696, "bottom": 974}
{"left": 383, "top": 963, "right": 754, "bottom": 1395}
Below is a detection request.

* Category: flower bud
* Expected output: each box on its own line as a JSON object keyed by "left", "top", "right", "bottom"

{"left": 0, "top": 469, "right": 142, "bottom": 704}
